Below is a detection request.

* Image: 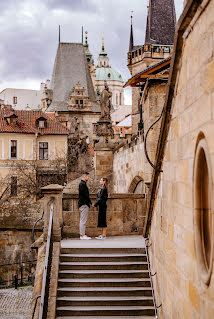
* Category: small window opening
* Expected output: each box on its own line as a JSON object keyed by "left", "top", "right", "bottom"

{"left": 11, "top": 176, "right": 18, "bottom": 196}
{"left": 39, "top": 142, "right": 48, "bottom": 160}
{"left": 11, "top": 140, "right": 17, "bottom": 158}
{"left": 194, "top": 138, "right": 213, "bottom": 285}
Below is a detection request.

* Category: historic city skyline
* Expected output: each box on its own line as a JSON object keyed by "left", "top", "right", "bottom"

{"left": 0, "top": 0, "right": 183, "bottom": 104}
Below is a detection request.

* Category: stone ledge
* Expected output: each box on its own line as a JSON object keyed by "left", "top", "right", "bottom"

{"left": 63, "top": 193, "right": 145, "bottom": 199}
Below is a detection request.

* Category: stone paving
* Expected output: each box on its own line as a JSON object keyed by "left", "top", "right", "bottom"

{"left": 61, "top": 235, "right": 146, "bottom": 249}
{"left": 0, "top": 287, "right": 33, "bottom": 319}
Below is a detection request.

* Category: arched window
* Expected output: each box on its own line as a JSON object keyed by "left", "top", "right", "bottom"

{"left": 116, "top": 94, "right": 118, "bottom": 105}
{"left": 194, "top": 137, "right": 213, "bottom": 285}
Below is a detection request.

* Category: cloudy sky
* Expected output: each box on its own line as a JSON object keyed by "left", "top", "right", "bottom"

{"left": 0, "top": 0, "right": 184, "bottom": 104}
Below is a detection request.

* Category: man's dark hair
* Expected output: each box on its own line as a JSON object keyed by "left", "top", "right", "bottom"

{"left": 83, "top": 172, "right": 89, "bottom": 175}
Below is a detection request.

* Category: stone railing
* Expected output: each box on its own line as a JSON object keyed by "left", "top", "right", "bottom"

{"left": 62, "top": 193, "right": 147, "bottom": 237}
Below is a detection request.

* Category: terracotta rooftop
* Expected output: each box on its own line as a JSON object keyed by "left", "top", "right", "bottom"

{"left": 0, "top": 106, "right": 69, "bottom": 135}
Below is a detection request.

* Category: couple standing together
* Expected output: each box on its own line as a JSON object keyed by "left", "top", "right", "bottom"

{"left": 78, "top": 172, "right": 108, "bottom": 240}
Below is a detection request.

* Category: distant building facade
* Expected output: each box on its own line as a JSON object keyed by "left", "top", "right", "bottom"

{"left": 0, "top": 80, "right": 51, "bottom": 111}
{"left": 0, "top": 106, "right": 69, "bottom": 196}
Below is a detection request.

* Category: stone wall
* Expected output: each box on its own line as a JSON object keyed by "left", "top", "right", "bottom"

{"left": 113, "top": 135, "right": 145, "bottom": 193}
{"left": 0, "top": 230, "right": 39, "bottom": 283}
{"left": 62, "top": 193, "right": 146, "bottom": 237}
{"left": 0, "top": 202, "right": 42, "bottom": 282}
{"left": 113, "top": 81, "right": 166, "bottom": 193}
{"left": 148, "top": 1, "right": 214, "bottom": 318}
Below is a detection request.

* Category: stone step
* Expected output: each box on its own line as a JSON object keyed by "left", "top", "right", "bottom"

{"left": 58, "top": 278, "right": 151, "bottom": 288}
{"left": 57, "top": 317, "right": 156, "bottom": 319}
{"left": 58, "top": 269, "right": 150, "bottom": 279}
{"left": 60, "top": 253, "right": 147, "bottom": 262}
{"left": 57, "top": 296, "right": 154, "bottom": 307}
{"left": 56, "top": 305, "right": 156, "bottom": 317}
{"left": 61, "top": 248, "right": 146, "bottom": 255}
{"left": 59, "top": 261, "right": 148, "bottom": 271}
{"left": 57, "top": 287, "right": 153, "bottom": 297}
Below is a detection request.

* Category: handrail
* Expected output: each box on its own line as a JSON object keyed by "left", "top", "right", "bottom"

{"left": 145, "top": 238, "right": 161, "bottom": 319}
{"left": 39, "top": 199, "right": 54, "bottom": 319}
{"left": 32, "top": 211, "right": 44, "bottom": 242}
{"left": 32, "top": 295, "right": 41, "bottom": 319}
{"left": 144, "top": 105, "right": 164, "bottom": 171}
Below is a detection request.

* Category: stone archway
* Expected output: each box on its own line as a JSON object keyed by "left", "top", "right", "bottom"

{"left": 128, "top": 176, "right": 144, "bottom": 194}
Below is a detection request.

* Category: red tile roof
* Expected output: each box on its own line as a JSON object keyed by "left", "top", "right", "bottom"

{"left": 0, "top": 106, "right": 69, "bottom": 135}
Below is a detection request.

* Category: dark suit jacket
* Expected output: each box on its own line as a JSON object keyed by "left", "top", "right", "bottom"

{"left": 78, "top": 180, "right": 92, "bottom": 208}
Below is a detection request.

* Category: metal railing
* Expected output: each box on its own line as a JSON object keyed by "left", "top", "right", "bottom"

{"left": 145, "top": 238, "right": 162, "bottom": 319}
{"left": 144, "top": 105, "right": 164, "bottom": 171}
{"left": 38, "top": 199, "right": 54, "bottom": 319}
{"left": 0, "top": 260, "right": 36, "bottom": 289}
{"left": 32, "top": 210, "right": 44, "bottom": 243}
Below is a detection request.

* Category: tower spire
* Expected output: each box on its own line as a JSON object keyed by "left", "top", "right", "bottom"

{"left": 129, "top": 11, "right": 134, "bottom": 52}
{"left": 102, "top": 37, "right": 105, "bottom": 51}
{"left": 59, "top": 25, "right": 61, "bottom": 43}
{"left": 85, "top": 31, "right": 88, "bottom": 45}
{"left": 82, "top": 26, "right": 83, "bottom": 44}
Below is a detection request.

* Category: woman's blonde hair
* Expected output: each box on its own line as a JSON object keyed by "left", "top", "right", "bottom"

{"left": 102, "top": 177, "right": 108, "bottom": 192}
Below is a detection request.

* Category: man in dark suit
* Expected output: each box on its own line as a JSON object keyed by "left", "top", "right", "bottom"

{"left": 78, "top": 172, "right": 92, "bottom": 240}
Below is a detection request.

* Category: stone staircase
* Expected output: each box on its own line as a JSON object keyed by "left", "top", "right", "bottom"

{"left": 56, "top": 245, "right": 156, "bottom": 318}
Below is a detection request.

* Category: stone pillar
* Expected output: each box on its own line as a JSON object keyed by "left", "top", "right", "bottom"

{"left": 41, "top": 184, "right": 64, "bottom": 242}
{"left": 95, "top": 147, "right": 113, "bottom": 179}
{"left": 94, "top": 119, "right": 114, "bottom": 189}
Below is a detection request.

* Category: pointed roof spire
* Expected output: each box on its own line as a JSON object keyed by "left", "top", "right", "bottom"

{"left": 145, "top": 0, "right": 176, "bottom": 45}
{"left": 85, "top": 31, "right": 88, "bottom": 45}
{"left": 99, "top": 37, "right": 107, "bottom": 56}
{"left": 59, "top": 25, "right": 61, "bottom": 43}
{"left": 83, "top": 31, "right": 94, "bottom": 65}
{"left": 129, "top": 11, "right": 134, "bottom": 52}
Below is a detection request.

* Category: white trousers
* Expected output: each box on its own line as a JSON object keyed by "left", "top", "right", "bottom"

{"left": 79, "top": 204, "right": 89, "bottom": 236}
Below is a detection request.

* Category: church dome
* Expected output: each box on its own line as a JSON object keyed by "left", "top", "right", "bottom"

{"left": 96, "top": 67, "right": 123, "bottom": 82}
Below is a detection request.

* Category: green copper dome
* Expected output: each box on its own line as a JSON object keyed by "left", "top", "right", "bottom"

{"left": 96, "top": 67, "right": 123, "bottom": 82}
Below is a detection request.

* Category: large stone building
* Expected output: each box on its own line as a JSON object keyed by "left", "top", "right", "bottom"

{"left": 46, "top": 42, "right": 100, "bottom": 147}
{"left": 145, "top": 0, "right": 214, "bottom": 317}
{"left": 113, "top": 0, "right": 214, "bottom": 317}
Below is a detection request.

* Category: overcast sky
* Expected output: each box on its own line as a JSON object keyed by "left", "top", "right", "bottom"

{"left": 0, "top": 0, "right": 184, "bottom": 104}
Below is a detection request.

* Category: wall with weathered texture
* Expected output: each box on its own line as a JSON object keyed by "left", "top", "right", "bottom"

{"left": 148, "top": 1, "right": 214, "bottom": 318}
{"left": 62, "top": 193, "right": 146, "bottom": 237}
{"left": 0, "top": 203, "right": 42, "bottom": 282}
{"left": 113, "top": 135, "right": 145, "bottom": 193}
{"left": 113, "top": 81, "right": 165, "bottom": 193}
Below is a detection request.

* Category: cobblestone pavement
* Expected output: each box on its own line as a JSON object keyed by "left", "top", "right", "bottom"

{"left": 0, "top": 287, "right": 33, "bottom": 319}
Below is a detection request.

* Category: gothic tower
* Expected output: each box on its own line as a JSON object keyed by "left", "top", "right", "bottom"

{"left": 128, "top": 0, "right": 176, "bottom": 74}
{"left": 127, "top": 0, "right": 176, "bottom": 134}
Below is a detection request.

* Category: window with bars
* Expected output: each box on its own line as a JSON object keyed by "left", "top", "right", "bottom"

{"left": 11, "top": 140, "right": 17, "bottom": 158}
{"left": 11, "top": 176, "right": 18, "bottom": 196}
{"left": 39, "top": 142, "right": 48, "bottom": 160}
